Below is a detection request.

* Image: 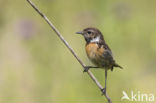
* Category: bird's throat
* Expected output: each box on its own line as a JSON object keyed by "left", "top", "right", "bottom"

{"left": 85, "top": 36, "right": 100, "bottom": 44}
{"left": 90, "top": 36, "right": 100, "bottom": 43}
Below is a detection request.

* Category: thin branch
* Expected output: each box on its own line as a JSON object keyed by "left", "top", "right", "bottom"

{"left": 26, "top": 0, "right": 112, "bottom": 103}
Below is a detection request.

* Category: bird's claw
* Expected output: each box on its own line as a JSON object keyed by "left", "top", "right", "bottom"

{"left": 101, "top": 88, "right": 106, "bottom": 95}
{"left": 83, "top": 66, "right": 90, "bottom": 72}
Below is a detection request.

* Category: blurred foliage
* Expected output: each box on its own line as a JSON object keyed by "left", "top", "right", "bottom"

{"left": 0, "top": 0, "right": 156, "bottom": 103}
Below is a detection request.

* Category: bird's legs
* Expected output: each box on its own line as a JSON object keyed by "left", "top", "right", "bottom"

{"left": 83, "top": 67, "right": 108, "bottom": 95}
{"left": 83, "top": 66, "right": 99, "bottom": 72}
{"left": 101, "top": 70, "right": 107, "bottom": 95}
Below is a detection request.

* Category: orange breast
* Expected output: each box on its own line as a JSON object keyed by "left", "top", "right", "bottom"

{"left": 86, "top": 43, "right": 104, "bottom": 67}
{"left": 86, "top": 43, "right": 98, "bottom": 59}
{"left": 85, "top": 43, "right": 105, "bottom": 63}
{"left": 85, "top": 43, "right": 114, "bottom": 69}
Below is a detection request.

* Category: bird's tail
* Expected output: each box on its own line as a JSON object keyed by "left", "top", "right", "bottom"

{"left": 113, "top": 63, "right": 123, "bottom": 69}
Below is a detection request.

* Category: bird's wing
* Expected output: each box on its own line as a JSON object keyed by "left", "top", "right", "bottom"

{"left": 97, "top": 43, "right": 114, "bottom": 62}
{"left": 100, "top": 43, "right": 115, "bottom": 66}
{"left": 99, "top": 40, "right": 113, "bottom": 55}
{"left": 103, "top": 43, "right": 113, "bottom": 55}
{"left": 100, "top": 42, "right": 113, "bottom": 58}
{"left": 103, "top": 49, "right": 114, "bottom": 61}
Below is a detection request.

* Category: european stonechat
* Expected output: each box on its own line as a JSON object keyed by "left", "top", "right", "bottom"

{"left": 76, "top": 27, "right": 122, "bottom": 94}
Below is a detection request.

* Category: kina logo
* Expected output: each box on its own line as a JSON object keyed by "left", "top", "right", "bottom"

{"left": 121, "top": 91, "right": 154, "bottom": 102}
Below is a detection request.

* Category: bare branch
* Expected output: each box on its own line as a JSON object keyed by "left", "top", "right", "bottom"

{"left": 26, "top": 0, "right": 112, "bottom": 103}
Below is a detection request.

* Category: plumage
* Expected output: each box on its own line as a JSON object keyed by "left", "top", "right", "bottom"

{"left": 76, "top": 27, "right": 123, "bottom": 94}
{"left": 77, "top": 27, "right": 122, "bottom": 71}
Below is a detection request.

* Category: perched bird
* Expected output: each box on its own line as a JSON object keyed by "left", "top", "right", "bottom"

{"left": 76, "top": 27, "right": 122, "bottom": 94}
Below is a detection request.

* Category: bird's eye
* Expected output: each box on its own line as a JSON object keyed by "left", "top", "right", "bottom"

{"left": 87, "top": 31, "right": 91, "bottom": 34}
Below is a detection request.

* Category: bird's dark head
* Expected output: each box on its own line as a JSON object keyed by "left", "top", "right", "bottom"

{"left": 76, "top": 27, "right": 104, "bottom": 43}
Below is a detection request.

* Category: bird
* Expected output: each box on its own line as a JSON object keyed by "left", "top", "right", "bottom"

{"left": 76, "top": 27, "right": 123, "bottom": 94}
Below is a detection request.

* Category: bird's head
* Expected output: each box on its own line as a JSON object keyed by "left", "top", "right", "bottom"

{"left": 76, "top": 27, "right": 104, "bottom": 43}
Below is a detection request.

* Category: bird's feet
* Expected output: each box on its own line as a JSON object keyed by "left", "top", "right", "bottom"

{"left": 83, "top": 66, "right": 99, "bottom": 72}
{"left": 83, "top": 66, "right": 90, "bottom": 72}
{"left": 101, "top": 88, "right": 106, "bottom": 95}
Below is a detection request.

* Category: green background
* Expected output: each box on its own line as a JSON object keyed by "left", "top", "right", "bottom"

{"left": 0, "top": 0, "right": 156, "bottom": 103}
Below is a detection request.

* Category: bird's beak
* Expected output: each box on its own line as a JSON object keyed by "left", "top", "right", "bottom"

{"left": 76, "top": 31, "right": 83, "bottom": 35}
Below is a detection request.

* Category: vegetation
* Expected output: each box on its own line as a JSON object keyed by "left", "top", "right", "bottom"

{"left": 0, "top": 0, "right": 155, "bottom": 103}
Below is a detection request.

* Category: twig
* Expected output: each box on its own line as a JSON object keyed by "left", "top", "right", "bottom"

{"left": 26, "top": 0, "right": 112, "bottom": 103}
